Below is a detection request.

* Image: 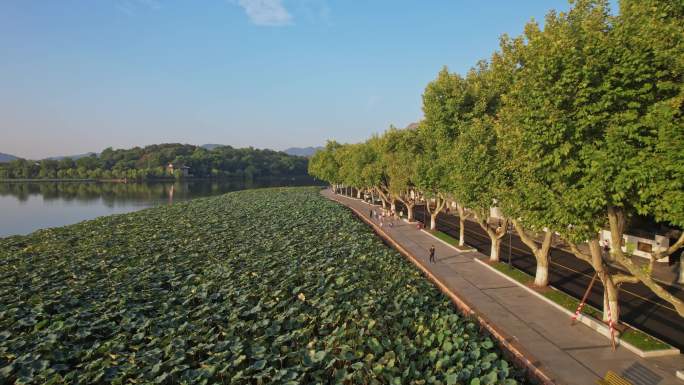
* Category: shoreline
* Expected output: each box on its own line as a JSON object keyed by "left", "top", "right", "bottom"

{"left": 0, "top": 175, "right": 315, "bottom": 183}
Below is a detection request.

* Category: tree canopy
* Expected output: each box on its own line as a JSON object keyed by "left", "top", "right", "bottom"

{"left": 309, "top": 0, "right": 684, "bottom": 324}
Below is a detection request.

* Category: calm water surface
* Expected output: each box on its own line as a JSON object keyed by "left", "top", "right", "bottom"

{"left": 0, "top": 178, "right": 318, "bottom": 237}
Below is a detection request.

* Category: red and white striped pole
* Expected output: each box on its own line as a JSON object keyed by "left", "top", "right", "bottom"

{"left": 571, "top": 302, "right": 586, "bottom": 324}
{"left": 571, "top": 273, "right": 597, "bottom": 326}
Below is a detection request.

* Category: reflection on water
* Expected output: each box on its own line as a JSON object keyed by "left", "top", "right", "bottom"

{"left": 0, "top": 177, "right": 319, "bottom": 237}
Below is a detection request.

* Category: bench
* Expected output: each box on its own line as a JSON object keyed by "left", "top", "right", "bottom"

{"left": 596, "top": 371, "right": 633, "bottom": 385}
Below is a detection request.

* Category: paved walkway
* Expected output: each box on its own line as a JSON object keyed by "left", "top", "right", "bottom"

{"left": 324, "top": 189, "right": 684, "bottom": 385}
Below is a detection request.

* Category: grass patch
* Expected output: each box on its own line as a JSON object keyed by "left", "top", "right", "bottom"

{"left": 540, "top": 290, "right": 602, "bottom": 320}
{"left": 620, "top": 328, "right": 672, "bottom": 351}
{"left": 432, "top": 230, "right": 461, "bottom": 247}
{"left": 490, "top": 261, "right": 533, "bottom": 286}
{"left": 489, "top": 261, "right": 672, "bottom": 351}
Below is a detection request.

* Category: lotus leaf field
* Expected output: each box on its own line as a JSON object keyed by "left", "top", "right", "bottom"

{"left": 0, "top": 187, "right": 525, "bottom": 384}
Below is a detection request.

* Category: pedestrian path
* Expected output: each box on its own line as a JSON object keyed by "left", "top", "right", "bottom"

{"left": 323, "top": 189, "right": 684, "bottom": 385}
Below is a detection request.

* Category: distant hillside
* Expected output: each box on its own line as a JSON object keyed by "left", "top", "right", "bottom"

{"left": 0, "top": 153, "right": 18, "bottom": 163}
{"left": 0, "top": 143, "right": 309, "bottom": 180}
{"left": 200, "top": 144, "right": 225, "bottom": 151}
{"left": 405, "top": 122, "right": 420, "bottom": 130}
{"left": 283, "top": 147, "right": 323, "bottom": 157}
{"left": 46, "top": 152, "right": 98, "bottom": 161}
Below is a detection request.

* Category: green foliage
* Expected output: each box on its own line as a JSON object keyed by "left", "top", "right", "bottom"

{"left": 451, "top": 118, "right": 504, "bottom": 219}
{"left": 335, "top": 143, "right": 362, "bottom": 188}
{"left": 0, "top": 144, "right": 309, "bottom": 181}
{"left": 414, "top": 126, "right": 450, "bottom": 199}
{"left": 500, "top": 0, "right": 684, "bottom": 239}
{"left": 421, "top": 67, "right": 471, "bottom": 145}
{"left": 497, "top": 1, "right": 614, "bottom": 241}
{"left": 607, "top": 0, "right": 684, "bottom": 228}
{"left": 308, "top": 140, "right": 341, "bottom": 185}
{"left": 381, "top": 128, "right": 420, "bottom": 197}
{"left": 0, "top": 188, "right": 524, "bottom": 384}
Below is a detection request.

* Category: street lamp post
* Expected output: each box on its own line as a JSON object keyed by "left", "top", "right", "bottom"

{"left": 508, "top": 222, "right": 513, "bottom": 266}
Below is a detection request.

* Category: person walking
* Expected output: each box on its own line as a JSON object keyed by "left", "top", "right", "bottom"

{"left": 429, "top": 245, "right": 436, "bottom": 263}
{"left": 369, "top": 208, "right": 374, "bottom": 219}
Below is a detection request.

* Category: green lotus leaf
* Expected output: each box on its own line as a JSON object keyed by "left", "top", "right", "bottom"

{"left": 0, "top": 188, "right": 523, "bottom": 385}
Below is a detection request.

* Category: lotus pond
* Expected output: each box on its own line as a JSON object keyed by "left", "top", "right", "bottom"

{"left": 0, "top": 187, "right": 526, "bottom": 384}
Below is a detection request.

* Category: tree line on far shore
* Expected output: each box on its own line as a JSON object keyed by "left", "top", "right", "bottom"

{"left": 0, "top": 144, "right": 309, "bottom": 180}
{"left": 309, "top": 0, "right": 683, "bottom": 326}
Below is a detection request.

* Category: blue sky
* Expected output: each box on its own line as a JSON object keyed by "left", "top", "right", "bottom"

{"left": 0, "top": 0, "right": 581, "bottom": 159}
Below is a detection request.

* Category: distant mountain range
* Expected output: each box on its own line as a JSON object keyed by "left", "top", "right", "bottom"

{"left": 283, "top": 147, "right": 323, "bottom": 157}
{"left": 46, "top": 152, "right": 99, "bottom": 161}
{"left": 200, "top": 144, "right": 224, "bottom": 151}
{"left": 200, "top": 144, "right": 323, "bottom": 157}
{"left": 0, "top": 152, "right": 18, "bottom": 163}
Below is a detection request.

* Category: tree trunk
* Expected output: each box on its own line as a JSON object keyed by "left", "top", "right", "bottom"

{"left": 512, "top": 220, "right": 553, "bottom": 288}
{"left": 490, "top": 237, "right": 501, "bottom": 262}
{"left": 567, "top": 236, "right": 622, "bottom": 324}
{"left": 390, "top": 200, "right": 396, "bottom": 214}
{"left": 356, "top": 189, "right": 361, "bottom": 199}
{"left": 588, "top": 238, "right": 620, "bottom": 323}
{"left": 456, "top": 204, "right": 468, "bottom": 246}
{"left": 406, "top": 204, "right": 414, "bottom": 221}
{"left": 603, "top": 281, "right": 620, "bottom": 324}
{"left": 376, "top": 187, "right": 390, "bottom": 210}
{"left": 430, "top": 213, "right": 438, "bottom": 230}
{"left": 477, "top": 214, "right": 507, "bottom": 263}
{"left": 534, "top": 260, "right": 549, "bottom": 287}
{"left": 371, "top": 191, "right": 375, "bottom": 204}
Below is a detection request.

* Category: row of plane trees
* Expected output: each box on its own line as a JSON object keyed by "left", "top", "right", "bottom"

{"left": 308, "top": 0, "right": 684, "bottom": 326}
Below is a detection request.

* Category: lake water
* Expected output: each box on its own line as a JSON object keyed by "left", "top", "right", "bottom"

{"left": 0, "top": 178, "right": 319, "bottom": 237}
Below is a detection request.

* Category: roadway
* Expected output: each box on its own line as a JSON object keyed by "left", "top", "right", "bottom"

{"left": 387, "top": 201, "right": 684, "bottom": 350}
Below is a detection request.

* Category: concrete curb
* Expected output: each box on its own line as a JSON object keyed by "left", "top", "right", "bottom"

{"left": 473, "top": 258, "right": 680, "bottom": 358}
{"left": 327, "top": 192, "right": 557, "bottom": 385}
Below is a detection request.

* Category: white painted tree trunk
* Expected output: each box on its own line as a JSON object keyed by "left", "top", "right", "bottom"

{"left": 430, "top": 213, "right": 437, "bottom": 230}
{"left": 602, "top": 280, "right": 620, "bottom": 324}
{"left": 356, "top": 189, "right": 361, "bottom": 199}
{"left": 490, "top": 237, "right": 501, "bottom": 262}
{"left": 534, "top": 261, "right": 549, "bottom": 287}
{"left": 459, "top": 217, "right": 466, "bottom": 246}
{"left": 407, "top": 205, "right": 414, "bottom": 221}
{"left": 390, "top": 201, "right": 396, "bottom": 213}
